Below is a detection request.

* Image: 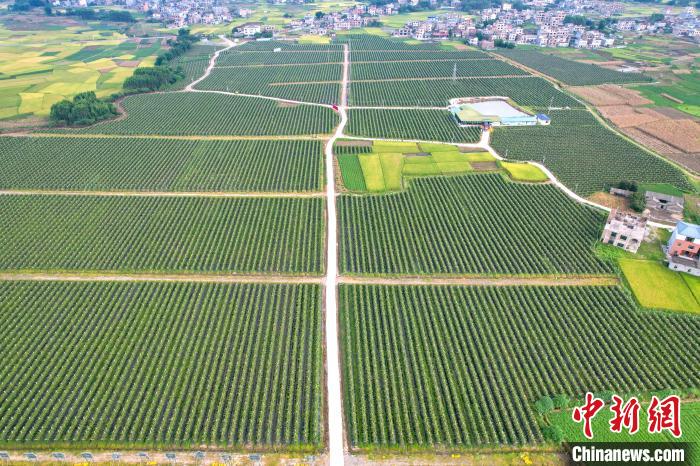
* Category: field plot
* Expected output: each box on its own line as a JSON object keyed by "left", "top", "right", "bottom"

{"left": 496, "top": 49, "right": 651, "bottom": 86}
{"left": 235, "top": 41, "right": 343, "bottom": 52}
{"left": 0, "top": 137, "right": 323, "bottom": 192}
{"left": 0, "top": 196, "right": 323, "bottom": 273}
{"left": 338, "top": 174, "right": 609, "bottom": 275}
{"left": 0, "top": 25, "right": 163, "bottom": 120}
{"left": 490, "top": 109, "right": 692, "bottom": 196}
{"left": 75, "top": 93, "right": 338, "bottom": 136}
{"left": 217, "top": 50, "right": 343, "bottom": 66}
{"left": 196, "top": 64, "right": 342, "bottom": 104}
{"left": 348, "top": 77, "right": 581, "bottom": 108}
{"left": 350, "top": 60, "right": 527, "bottom": 80}
{"left": 340, "top": 284, "right": 700, "bottom": 448}
{"left": 350, "top": 51, "right": 488, "bottom": 62}
{"left": 346, "top": 109, "right": 482, "bottom": 143}
{"left": 0, "top": 281, "right": 322, "bottom": 449}
{"left": 336, "top": 34, "right": 450, "bottom": 50}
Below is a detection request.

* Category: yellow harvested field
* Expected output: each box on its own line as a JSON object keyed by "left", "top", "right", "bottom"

{"left": 501, "top": 162, "right": 549, "bottom": 182}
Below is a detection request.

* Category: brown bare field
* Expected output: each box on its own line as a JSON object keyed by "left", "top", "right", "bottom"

{"left": 570, "top": 84, "right": 652, "bottom": 106}
{"left": 588, "top": 192, "right": 631, "bottom": 211}
{"left": 116, "top": 60, "right": 140, "bottom": 68}
{"left": 637, "top": 119, "right": 700, "bottom": 153}
{"left": 572, "top": 83, "right": 700, "bottom": 174}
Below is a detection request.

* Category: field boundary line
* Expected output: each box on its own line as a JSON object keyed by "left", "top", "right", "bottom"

{"left": 339, "top": 276, "right": 620, "bottom": 286}
{"left": 0, "top": 272, "right": 324, "bottom": 284}
{"left": 349, "top": 75, "right": 533, "bottom": 83}
{"left": 214, "top": 62, "right": 342, "bottom": 68}
{"left": 0, "top": 189, "right": 326, "bottom": 198}
{"left": 3, "top": 133, "right": 330, "bottom": 141}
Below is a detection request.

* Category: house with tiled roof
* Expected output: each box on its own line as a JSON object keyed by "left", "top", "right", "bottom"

{"left": 667, "top": 221, "right": 700, "bottom": 275}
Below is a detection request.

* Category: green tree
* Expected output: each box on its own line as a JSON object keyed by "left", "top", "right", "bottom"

{"left": 535, "top": 396, "right": 554, "bottom": 414}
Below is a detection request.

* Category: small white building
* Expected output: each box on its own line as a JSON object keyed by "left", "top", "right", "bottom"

{"left": 601, "top": 208, "right": 648, "bottom": 253}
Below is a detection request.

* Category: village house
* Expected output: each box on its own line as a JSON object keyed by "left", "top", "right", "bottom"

{"left": 645, "top": 191, "right": 684, "bottom": 225}
{"left": 666, "top": 221, "right": 700, "bottom": 275}
{"left": 601, "top": 208, "right": 648, "bottom": 253}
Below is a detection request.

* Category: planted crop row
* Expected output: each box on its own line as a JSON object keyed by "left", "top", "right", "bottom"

{"left": 350, "top": 60, "right": 527, "bottom": 80}
{"left": 0, "top": 281, "right": 322, "bottom": 448}
{"left": 0, "top": 195, "right": 324, "bottom": 273}
{"left": 0, "top": 137, "right": 323, "bottom": 192}
{"left": 337, "top": 154, "right": 367, "bottom": 192}
{"left": 197, "top": 65, "right": 342, "bottom": 104}
{"left": 340, "top": 284, "right": 700, "bottom": 448}
{"left": 335, "top": 34, "right": 447, "bottom": 50}
{"left": 236, "top": 41, "right": 342, "bottom": 51}
{"left": 217, "top": 51, "right": 343, "bottom": 66}
{"left": 497, "top": 49, "right": 651, "bottom": 86}
{"left": 346, "top": 109, "right": 482, "bottom": 143}
{"left": 350, "top": 50, "right": 489, "bottom": 62}
{"left": 348, "top": 76, "right": 582, "bottom": 108}
{"left": 338, "top": 174, "right": 609, "bottom": 275}
{"left": 74, "top": 93, "right": 338, "bottom": 136}
{"left": 491, "top": 109, "right": 692, "bottom": 195}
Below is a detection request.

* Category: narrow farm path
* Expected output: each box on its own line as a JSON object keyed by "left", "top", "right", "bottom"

{"left": 340, "top": 275, "right": 620, "bottom": 286}
{"left": 0, "top": 189, "right": 326, "bottom": 198}
{"left": 325, "top": 43, "right": 349, "bottom": 466}
{"left": 185, "top": 35, "right": 236, "bottom": 91}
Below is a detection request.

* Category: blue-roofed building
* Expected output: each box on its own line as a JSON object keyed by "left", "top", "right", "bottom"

{"left": 536, "top": 114, "right": 551, "bottom": 125}
{"left": 667, "top": 221, "right": 700, "bottom": 275}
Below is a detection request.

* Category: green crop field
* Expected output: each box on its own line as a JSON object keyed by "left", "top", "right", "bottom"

{"left": 348, "top": 76, "right": 581, "bottom": 108}
{"left": 217, "top": 50, "right": 343, "bottom": 66}
{"left": 235, "top": 41, "right": 343, "bottom": 52}
{"left": 0, "top": 281, "right": 322, "bottom": 449}
{"left": 337, "top": 34, "right": 451, "bottom": 50}
{"left": 340, "top": 284, "right": 700, "bottom": 449}
{"left": 0, "top": 137, "right": 323, "bottom": 192}
{"left": 496, "top": 49, "right": 651, "bottom": 86}
{"left": 338, "top": 174, "right": 609, "bottom": 275}
{"left": 345, "top": 109, "right": 482, "bottom": 143}
{"left": 73, "top": 93, "right": 338, "bottom": 136}
{"left": 0, "top": 196, "right": 324, "bottom": 274}
{"left": 490, "top": 110, "right": 692, "bottom": 196}
{"left": 337, "top": 154, "right": 368, "bottom": 192}
{"left": 349, "top": 60, "right": 527, "bottom": 80}
{"left": 350, "top": 50, "right": 488, "bottom": 62}
{"left": 196, "top": 64, "right": 341, "bottom": 104}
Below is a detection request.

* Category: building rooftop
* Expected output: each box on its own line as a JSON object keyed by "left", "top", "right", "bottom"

{"left": 675, "top": 221, "right": 700, "bottom": 239}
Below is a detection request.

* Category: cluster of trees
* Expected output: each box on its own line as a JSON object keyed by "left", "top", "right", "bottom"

{"left": 50, "top": 28, "right": 199, "bottom": 124}
{"left": 494, "top": 38, "right": 516, "bottom": 48}
{"left": 49, "top": 92, "right": 117, "bottom": 126}
{"left": 123, "top": 67, "right": 184, "bottom": 92}
{"left": 615, "top": 180, "right": 646, "bottom": 212}
{"left": 564, "top": 15, "right": 616, "bottom": 31}
{"left": 64, "top": 8, "right": 136, "bottom": 22}
{"left": 155, "top": 29, "right": 198, "bottom": 65}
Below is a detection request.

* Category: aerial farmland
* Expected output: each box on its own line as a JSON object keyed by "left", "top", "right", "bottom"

{"left": 0, "top": 7, "right": 698, "bottom": 466}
